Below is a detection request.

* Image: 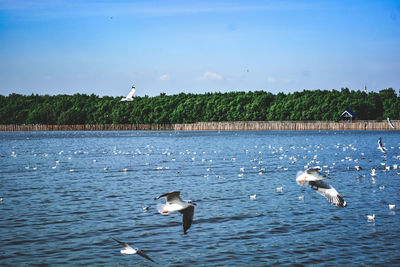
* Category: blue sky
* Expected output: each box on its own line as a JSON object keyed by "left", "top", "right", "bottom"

{"left": 0, "top": 0, "right": 399, "bottom": 97}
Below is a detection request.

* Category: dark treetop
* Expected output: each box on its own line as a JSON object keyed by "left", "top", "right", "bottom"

{"left": 1, "top": 88, "right": 399, "bottom": 125}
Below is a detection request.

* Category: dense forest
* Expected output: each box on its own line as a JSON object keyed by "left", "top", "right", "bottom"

{"left": 0, "top": 88, "right": 399, "bottom": 125}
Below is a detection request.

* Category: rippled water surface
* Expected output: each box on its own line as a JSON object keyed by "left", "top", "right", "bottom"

{"left": 1, "top": 130, "right": 400, "bottom": 266}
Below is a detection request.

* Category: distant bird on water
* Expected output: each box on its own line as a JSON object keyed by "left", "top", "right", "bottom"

{"left": 154, "top": 191, "right": 195, "bottom": 234}
{"left": 378, "top": 137, "right": 386, "bottom": 153}
{"left": 296, "top": 167, "right": 347, "bottom": 207}
{"left": 112, "top": 238, "right": 155, "bottom": 262}
{"left": 367, "top": 214, "right": 376, "bottom": 222}
{"left": 120, "top": 85, "right": 136, "bottom": 102}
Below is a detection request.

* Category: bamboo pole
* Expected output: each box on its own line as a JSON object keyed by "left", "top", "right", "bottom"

{"left": 0, "top": 121, "right": 398, "bottom": 131}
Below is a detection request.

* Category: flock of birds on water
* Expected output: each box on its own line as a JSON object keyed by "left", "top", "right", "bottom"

{"left": 109, "top": 136, "right": 398, "bottom": 262}
{"left": 2, "top": 134, "right": 399, "bottom": 264}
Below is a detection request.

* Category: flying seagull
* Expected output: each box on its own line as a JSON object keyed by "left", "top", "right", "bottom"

{"left": 112, "top": 238, "right": 154, "bottom": 262}
{"left": 378, "top": 137, "right": 386, "bottom": 153}
{"left": 120, "top": 85, "right": 136, "bottom": 102}
{"left": 154, "top": 191, "right": 195, "bottom": 234}
{"left": 387, "top": 117, "right": 395, "bottom": 128}
{"left": 296, "top": 167, "right": 347, "bottom": 207}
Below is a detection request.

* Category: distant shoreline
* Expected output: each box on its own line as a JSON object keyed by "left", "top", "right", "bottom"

{"left": 0, "top": 121, "right": 397, "bottom": 131}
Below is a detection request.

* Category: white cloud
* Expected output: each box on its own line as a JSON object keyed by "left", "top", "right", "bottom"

{"left": 267, "top": 77, "right": 276, "bottom": 83}
{"left": 160, "top": 74, "right": 170, "bottom": 81}
{"left": 200, "top": 71, "right": 222, "bottom": 81}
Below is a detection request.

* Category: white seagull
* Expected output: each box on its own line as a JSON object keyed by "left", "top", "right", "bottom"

{"left": 142, "top": 205, "right": 150, "bottom": 212}
{"left": 112, "top": 238, "right": 155, "bottom": 262}
{"left": 367, "top": 214, "right": 376, "bottom": 222}
{"left": 296, "top": 167, "right": 347, "bottom": 208}
{"left": 120, "top": 85, "right": 136, "bottom": 102}
{"left": 389, "top": 204, "right": 396, "bottom": 210}
{"left": 378, "top": 137, "right": 386, "bottom": 153}
{"left": 154, "top": 191, "right": 195, "bottom": 234}
{"left": 387, "top": 117, "right": 395, "bottom": 128}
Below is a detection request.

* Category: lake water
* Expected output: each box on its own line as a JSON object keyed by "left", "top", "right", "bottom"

{"left": 1, "top": 130, "right": 399, "bottom": 266}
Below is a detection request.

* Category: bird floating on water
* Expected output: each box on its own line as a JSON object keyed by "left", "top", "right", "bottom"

{"left": 249, "top": 194, "right": 257, "bottom": 200}
{"left": 296, "top": 167, "right": 347, "bottom": 207}
{"left": 276, "top": 187, "right": 283, "bottom": 193}
{"left": 154, "top": 191, "right": 195, "bottom": 234}
{"left": 389, "top": 204, "right": 396, "bottom": 210}
{"left": 120, "top": 85, "right": 136, "bottom": 102}
{"left": 112, "top": 238, "right": 154, "bottom": 262}
{"left": 367, "top": 214, "right": 376, "bottom": 222}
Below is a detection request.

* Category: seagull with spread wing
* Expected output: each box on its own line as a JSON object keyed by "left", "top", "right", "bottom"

{"left": 154, "top": 191, "right": 196, "bottom": 234}
{"left": 378, "top": 137, "right": 386, "bottom": 153}
{"left": 296, "top": 167, "right": 347, "bottom": 208}
{"left": 120, "top": 85, "right": 136, "bottom": 102}
{"left": 112, "top": 238, "right": 155, "bottom": 262}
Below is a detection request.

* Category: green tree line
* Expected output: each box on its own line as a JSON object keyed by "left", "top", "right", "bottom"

{"left": 0, "top": 88, "right": 399, "bottom": 125}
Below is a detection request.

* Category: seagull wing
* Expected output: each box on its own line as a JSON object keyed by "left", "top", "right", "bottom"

{"left": 179, "top": 205, "right": 194, "bottom": 234}
{"left": 305, "top": 166, "right": 326, "bottom": 180}
{"left": 378, "top": 139, "right": 384, "bottom": 149}
{"left": 154, "top": 191, "right": 181, "bottom": 202}
{"left": 387, "top": 118, "right": 395, "bottom": 128}
{"left": 113, "top": 238, "right": 133, "bottom": 250}
{"left": 309, "top": 180, "right": 347, "bottom": 207}
{"left": 126, "top": 87, "right": 135, "bottom": 99}
{"left": 305, "top": 166, "right": 321, "bottom": 174}
{"left": 136, "top": 249, "right": 155, "bottom": 262}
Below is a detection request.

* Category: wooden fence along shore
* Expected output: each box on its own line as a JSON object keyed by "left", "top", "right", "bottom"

{"left": 0, "top": 121, "right": 398, "bottom": 131}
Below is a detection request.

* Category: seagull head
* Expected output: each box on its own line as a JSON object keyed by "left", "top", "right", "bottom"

{"left": 296, "top": 171, "right": 307, "bottom": 185}
{"left": 186, "top": 200, "right": 197, "bottom": 206}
